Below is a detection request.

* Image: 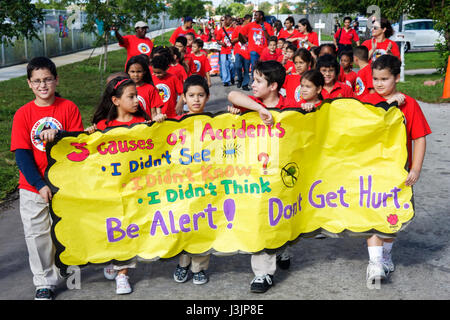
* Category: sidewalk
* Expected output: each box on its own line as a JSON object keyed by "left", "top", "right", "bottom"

{"left": 0, "top": 28, "right": 175, "bottom": 82}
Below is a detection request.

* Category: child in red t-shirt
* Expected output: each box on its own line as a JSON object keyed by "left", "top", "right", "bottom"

{"left": 282, "top": 48, "right": 313, "bottom": 103}
{"left": 278, "top": 43, "right": 296, "bottom": 74}
{"left": 150, "top": 55, "right": 184, "bottom": 118}
{"left": 361, "top": 55, "right": 431, "bottom": 285}
{"left": 260, "top": 36, "right": 282, "bottom": 62}
{"left": 125, "top": 55, "right": 164, "bottom": 120}
{"left": 338, "top": 51, "right": 357, "bottom": 90}
{"left": 284, "top": 69, "right": 324, "bottom": 111}
{"left": 10, "top": 57, "right": 84, "bottom": 300}
{"left": 187, "top": 39, "right": 212, "bottom": 87}
{"left": 316, "top": 54, "right": 354, "bottom": 99}
{"left": 353, "top": 46, "right": 374, "bottom": 98}
{"left": 168, "top": 46, "right": 189, "bottom": 83}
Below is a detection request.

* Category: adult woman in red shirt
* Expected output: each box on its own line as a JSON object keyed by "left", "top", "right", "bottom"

{"left": 362, "top": 18, "right": 400, "bottom": 62}
{"left": 296, "top": 18, "right": 319, "bottom": 51}
{"left": 333, "top": 16, "right": 360, "bottom": 56}
{"left": 278, "top": 16, "right": 301, "bottom": 48}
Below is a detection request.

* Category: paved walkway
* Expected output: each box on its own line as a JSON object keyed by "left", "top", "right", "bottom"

{"left": 0, "top": 28, "right": 175, "bottom": 82}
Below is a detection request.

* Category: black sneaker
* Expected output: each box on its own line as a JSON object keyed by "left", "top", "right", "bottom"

{"left": 223, "top": 82, "right": 231, "bottom": 87}
{"left": 173, "top": 264, "right": 189, "bottom": 283}
{"left": 35, "top": 288, "right": 55, "bottom": 300}
{"left": 237, "top": 81, "right": 242, "bottom": 88}
{"left": 193, "top": 270, "right": 209, "bottom": 285}
{"left": 276, "top": 252, "right": 291, "bottom": 270}
{"left": 242, "top": 85, "right": 250, "bottom": 91}
{"left": 250, "top": 275, "right": 273, "bottom": 293}
{"left": 231, "top": 79, "right": 235, "bottom": 85}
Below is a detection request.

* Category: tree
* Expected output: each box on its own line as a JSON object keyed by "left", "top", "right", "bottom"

{"left": 0, "top": 0, "right": 44, "bottom": 44}
{"left": 168, "top": 0, "right": 210, "bottom": 19}
{"left": 258, "top": 1, "right": 272, "bottom": 15}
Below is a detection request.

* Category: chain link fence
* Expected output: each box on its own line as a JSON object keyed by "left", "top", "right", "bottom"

{"left": 1, "top": 9, "right": 180, "bottom": 68}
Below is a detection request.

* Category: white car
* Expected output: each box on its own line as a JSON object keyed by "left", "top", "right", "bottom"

{"left": 391, "top": 19, "right": 443, "bottom": 52}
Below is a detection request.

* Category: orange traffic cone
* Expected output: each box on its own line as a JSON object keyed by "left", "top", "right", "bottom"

{"left": 442, "top": 56, "right": 450, "bottom": 99}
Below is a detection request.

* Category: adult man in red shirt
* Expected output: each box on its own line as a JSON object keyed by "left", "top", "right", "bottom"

{"left": 114, "top": 21, "right": 154, "bottom": 67}
{"left": 232, "top": 15, "right": 252, "bottom": 91}
{"left": 169, "top": 16, "right": 198, "bottom": 45}
{"left": 216, "top": 15, "right": 236, "bottom": 86}
{"left": 239, "top": 11, "right": 274, "bottom": 74}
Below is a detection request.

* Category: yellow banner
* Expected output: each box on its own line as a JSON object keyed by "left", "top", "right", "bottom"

{"left": 46, "top": 99, "right": 413, "bottom": 267}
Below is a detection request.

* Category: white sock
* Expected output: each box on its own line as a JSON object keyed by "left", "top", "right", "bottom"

{"left": 368, "top": 246, "right": 383, "bottom": 262}
{"left": 383, "top": 242, "right": 394, "bottom": 254}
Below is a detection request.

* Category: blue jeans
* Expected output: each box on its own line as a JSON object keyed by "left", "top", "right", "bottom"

{"left": 234, "top": 53, "right": 250, "bottom": 87}
{"left": 250, "top": 51, "right": 260, "bottom": 80}
{"left": 220, "top": 53, "right": 235, "bottom": 84}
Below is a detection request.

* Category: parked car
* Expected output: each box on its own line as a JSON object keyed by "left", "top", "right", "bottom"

{"left": 390, "top": 19, "right": 443, "bottom": 52}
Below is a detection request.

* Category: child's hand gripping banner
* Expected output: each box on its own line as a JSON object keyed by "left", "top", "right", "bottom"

{"left": 46, "top": 99, "right": 414, "bottom": 268}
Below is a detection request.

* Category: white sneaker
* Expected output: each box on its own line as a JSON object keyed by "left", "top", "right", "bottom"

{"left": 115, "top": 274, "right": 132, "bottom": 295}
{"left": 366, "top": 260, "right": 388, "bottom": 284}
{"left": 383, "top": 251, "right": 395, "bottom": 273}
{"left": 103, "top": 265, "right": 118, "bottom": 280}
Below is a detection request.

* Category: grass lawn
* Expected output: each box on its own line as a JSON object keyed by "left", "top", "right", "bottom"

{"left": 404, "top": 51, "right": 440, "bottom": 70}
{"left": 397, "top": 72, "right": 450, "bottom": 103}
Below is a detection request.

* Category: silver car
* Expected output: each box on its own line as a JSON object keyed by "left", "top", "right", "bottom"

{"left": 391, "top": 19, "right": 443, "bottom": 52}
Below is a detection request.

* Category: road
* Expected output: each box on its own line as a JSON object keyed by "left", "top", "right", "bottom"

{"left": 0, "top": 74, "right": 449, "bottom": 301}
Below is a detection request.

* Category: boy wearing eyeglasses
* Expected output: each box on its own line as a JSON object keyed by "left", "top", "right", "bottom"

{"left": 10, "top": 57, "right": 84, "bottom": 300}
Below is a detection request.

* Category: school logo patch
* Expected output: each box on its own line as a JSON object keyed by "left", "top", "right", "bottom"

{"left": 30, "top": 117, "right": 63, "bottom": 151}
{"left": 294, "top": 85, "right": 302, "bottom": 102}
{"left": 253, "top": 30, "right": 265, "bottom": 46}
{"left": 137, "top": 43, "right": 151, "bottom": 54}
{"left": 156, "top": 83, "right": 171, "bottom": 103}
{"left": 355, "top": 77, "right": 365, "bottom": 96}
{"left": 137, "top": 95, "right": 147, "bottom": 111}
{"left": 373, "top": 49, "right": 387, "bottom": 62}
{"left": 194, "top": 60, "right": 201, "bottom": 73}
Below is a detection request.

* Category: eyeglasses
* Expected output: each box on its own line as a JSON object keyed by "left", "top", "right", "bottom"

{"left": 30, "top": 78, "right": 56, "bottom": 87}
{"left": 372, "top": 26, "right": 380, "bottom": 30}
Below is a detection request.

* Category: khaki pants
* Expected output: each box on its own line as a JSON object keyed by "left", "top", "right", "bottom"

{"left": 179, "top": 254, "right": 210, "bottom": 273}
{"left": 251, "top": 251, "right": 276, "bottom": 276}
{"left": 19, "top": 189, "right": 60, "bottom": 289}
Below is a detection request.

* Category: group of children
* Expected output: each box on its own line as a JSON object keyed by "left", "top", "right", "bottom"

{"left": 11, "top": 23, "right": 431, "bottom": 298}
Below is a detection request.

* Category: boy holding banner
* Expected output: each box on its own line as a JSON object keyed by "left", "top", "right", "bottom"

{"left": 10, "top": 57, "right": 84, "bottom": 300}
{"left": 227, "top": 60, "right": 288, "bottom": 293}
{"left": 361, "top": 55, "right": 431, "bottom": 285}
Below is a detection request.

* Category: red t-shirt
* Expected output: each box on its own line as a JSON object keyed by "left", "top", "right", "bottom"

{"left": 168, "top": 63, "right": 188, "bottom": 83}
{"left": 299, "top": 32, "right": 319, "bottom": 50}
{"left": 236, "top": 94, "right": 287, "bottom": 113}
{"left": 278, "top": 29, "right": 302, "bottom": 48}
{"left": 281, "top": 98, "right": 322, "bottom": 109}
{"left": 120, "top": 35, "right": 154, "bottom": 65}
{"left": 231, "top": 26, "right": 250, "bottom": 60}
{"left": 321, "top": 81, "right": 355, "bottom": 99}
{"left": 10, "top": 97, "right": 84, "bottom": 194}
{"left": 260, "top": 47, "right": 282, "bottom": 61}
{"left": 354, "top": 64, "right": 374, "bottom": 98}
{"left": 239, "top": 21, "right": 274, "bottom": 55}
{"left": 188, "top": 53, "right": 212, "bottom": 78}
{"left": 152, "top": 72, "right": 183, "bottom": 118}
{"left": 361, "top": 92, "right": 431, "bottom": 168}
{"left": 334, "top": 28, "right": 359, "bottom": 45}
{"left": 362, "top": 38, "right": 400, "bottom": 62}
{"left": 184, "top": 53, "right": 197, "bottom": 76}
{"left": 338, "top": 70, "right": 358, "bottom": 90}
{"left": 283, "top": 60, "right": 295, "bottom": 74}
{"left": 169, "top": 26, "right": 198, "bottom": 44}
{"left": 282, "top": 74, "right": 303, "bottom": 103}
{"left": 136, "top": 83, "right": 164, "bottom": 118}
{"left": 96, "top": 116, "right": 147, "bottom": 131}
{"left": 216, "top": 26, "right": 235, "bottom": 55}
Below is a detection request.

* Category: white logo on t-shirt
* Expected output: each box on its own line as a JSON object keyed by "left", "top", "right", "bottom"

{"left": 156, "top": 83, "right": 171, "bottom": 103}
{"left": 30, "top": 117, "right": 63, "bottom": 151}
